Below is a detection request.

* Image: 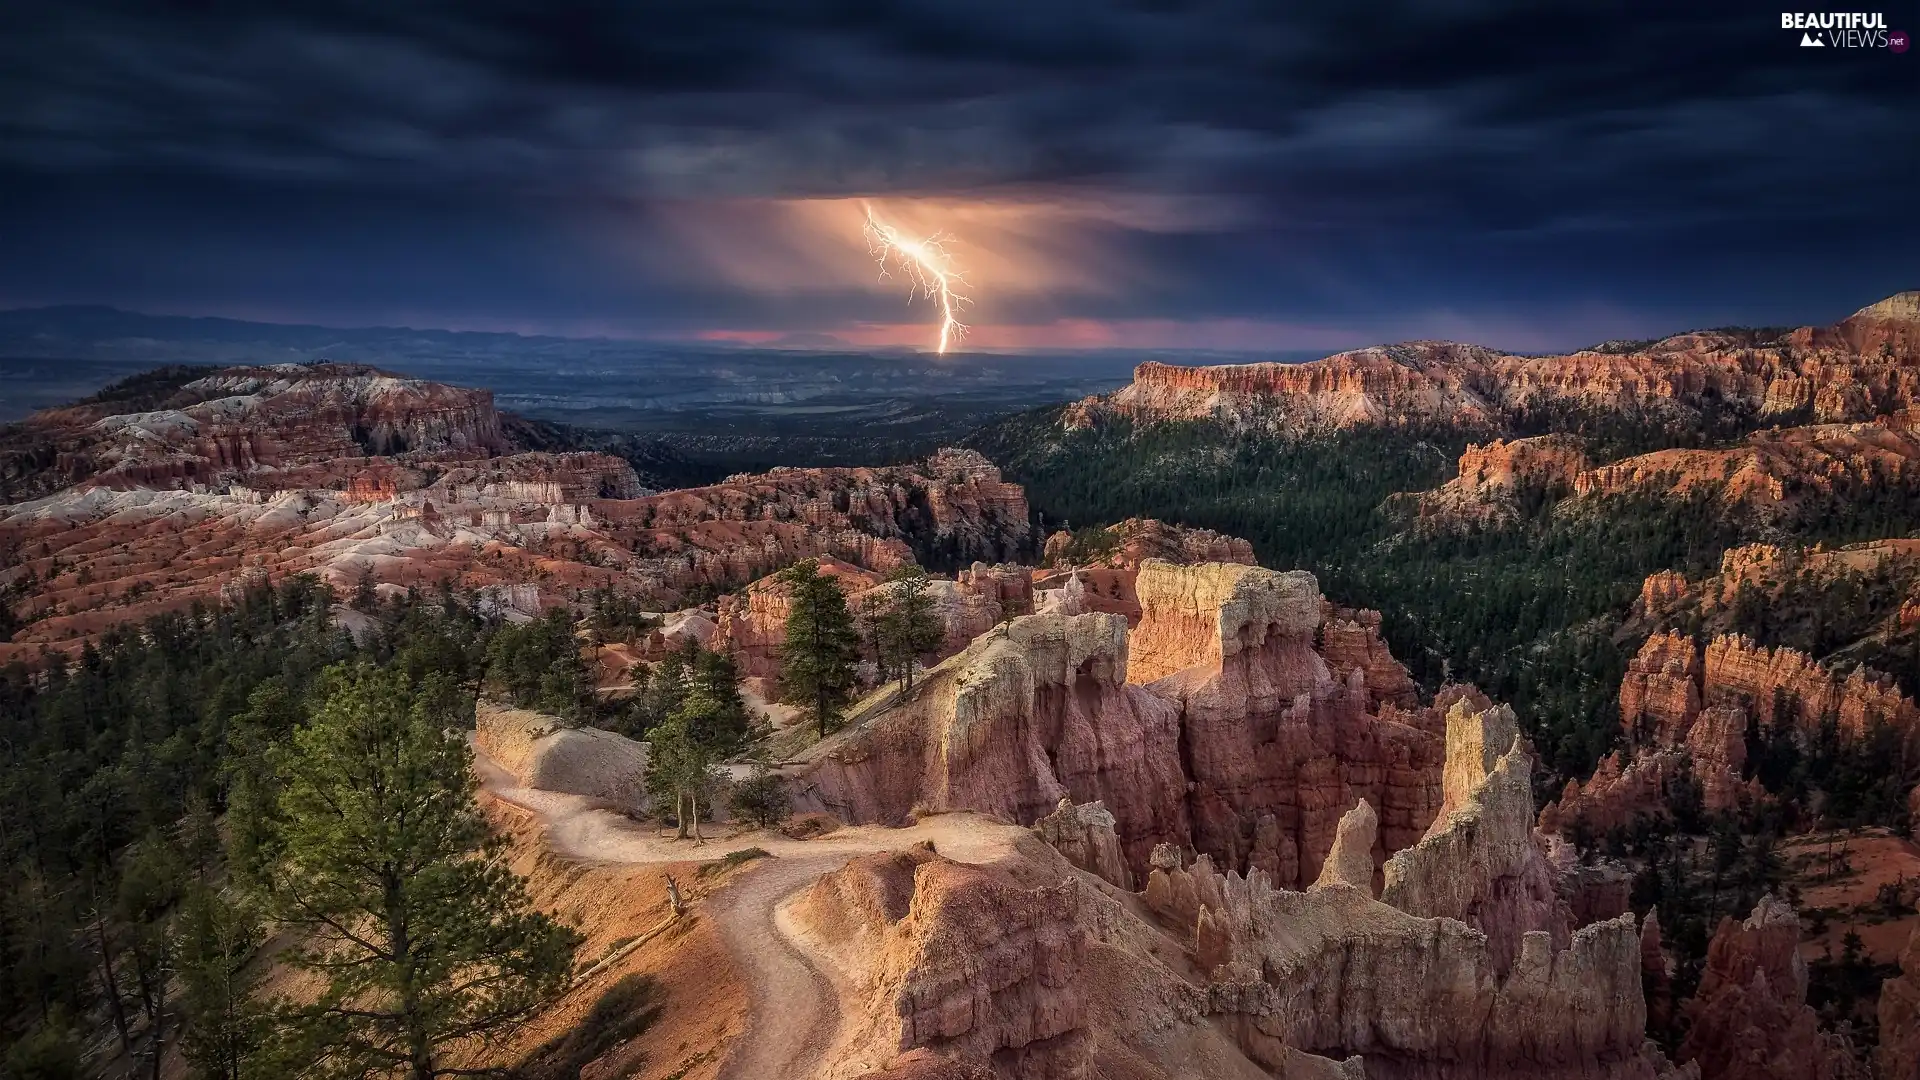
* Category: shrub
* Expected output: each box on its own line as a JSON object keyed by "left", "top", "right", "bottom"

{"left": 731, "top": 767, "right": 792, "bottom": 829}
{"left": 698, "top": 847, "right": 770, "bottom": 878}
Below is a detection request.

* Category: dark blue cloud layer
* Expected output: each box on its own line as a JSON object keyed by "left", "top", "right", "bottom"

{"left": 0, "top": 1, "right": 1912, "bottom": 347}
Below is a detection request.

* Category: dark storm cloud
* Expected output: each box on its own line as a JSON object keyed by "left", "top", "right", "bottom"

{"left": 0, "top": 0, "right": 1912, "bottom": 346}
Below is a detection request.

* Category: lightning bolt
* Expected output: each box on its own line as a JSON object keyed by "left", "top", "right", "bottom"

{"left": 862, "top": 203, "right": 970, "bottom": 354}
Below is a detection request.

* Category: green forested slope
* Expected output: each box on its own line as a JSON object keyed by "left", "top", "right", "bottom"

{"left": 966, "top": 407, "right": 1920, "bottom": 781}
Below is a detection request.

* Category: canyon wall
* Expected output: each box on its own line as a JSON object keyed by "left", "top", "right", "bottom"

{"left": 1065, "top": 294, "right": 1920, "bottom": 437}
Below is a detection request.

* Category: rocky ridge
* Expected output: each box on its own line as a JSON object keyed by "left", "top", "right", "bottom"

{"left": 712, "top": 519, "right": 1250, "bottom": 689}
{"left": 713, "top": 560, "right": 1034, "bottom": 684}
{"left": 1572, "top": 411, "right": 1920, "bottom": 507}
{"left": 1040, "top": 517, "right": 1256, "bottom": 570}
{"left": 1408, "top": 434, "right": 1590, "bottom": 529}
{"left": 1, "top": 363, "right": 508, "bottom": 501}
{"left": 1410, "top": 411, "right": 1920, "bottom": 535}
{"left": 1065, "top": 294, "right": 1920, "bottom": 436}
{"left": 1633, "top": 539, "right": 1920, "bottom": 634}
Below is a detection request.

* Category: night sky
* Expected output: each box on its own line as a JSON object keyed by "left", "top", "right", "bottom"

{"left": 1, "top": 1, "right": 1913, "bottom": 353}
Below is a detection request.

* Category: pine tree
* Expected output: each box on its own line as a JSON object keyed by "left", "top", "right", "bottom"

{"left": 116, "top": 832, "right": 186, "bottom": 1080}
{"left": 777, "top": 561, "right": 860, "bottom": 738}
{"left": 2, "top": 1010, "right": 84, "bottom": 1080}
{"left": 174, "top": 884, "right": 270, "bottom": 1080}
{"left": 263, "top": 663, "right": 579, "bottom": 1080}
{"left": 644, "top": 706, "right": 725, "bottom": 842}
{"left": 872, "top": 565, "right": 943, "bottom": 693}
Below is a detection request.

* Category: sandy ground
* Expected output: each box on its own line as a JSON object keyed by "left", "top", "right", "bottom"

{"left": 741, "top": 679, "right": 802, "bottom": 731}
{"left": 705, "top": 853, "right": 853, "bottom": 1080}
{"left": 475, "top": 743, "right": 1024, "bottom": 1080}
{"left": 1784, "top": 827, "right": 1920, "bottom": 965}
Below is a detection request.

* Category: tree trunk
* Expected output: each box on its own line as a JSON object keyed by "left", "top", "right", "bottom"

{"left": 386, "top": 875, "right": 435, "bottom": 1080}
{"left": 94, "top": 916, "right": 134, "bottom": 1056}
{"left": 690, "top": 790, "right": 702, "bottom": 842}
{"left": 675, "top": 790, "right": 690, "bottom": 839}
{"left": 148, "top": 973, "right": 168, "bottom": 1080}
{"left": 130, "top": 939, "right": 157, "bottom": 1023}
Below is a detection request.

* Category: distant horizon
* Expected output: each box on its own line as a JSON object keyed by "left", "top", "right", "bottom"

{"left": 3, "top": 291, "right": 1908, "bottom": 363}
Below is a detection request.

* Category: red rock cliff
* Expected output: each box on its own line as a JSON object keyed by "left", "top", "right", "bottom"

{"left": 1065, "top": 293, "right": 1920, "bottom": 436}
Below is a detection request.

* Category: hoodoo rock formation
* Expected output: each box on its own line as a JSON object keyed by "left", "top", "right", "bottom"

{"left": 789, "top": 610, "right": 1193, "bottom": 876}
{"left": 792, "top": 834, "right": 1368, "bottom": 1080}
{"left": 0, "top": 374, "right": 1034, "bottom": 657}
{"left": 1381, "top": 700, "right": 1573, "bottom": 972}
{"left": 795, "top": 760, "right": 1682, "bottom": 1080}
{"left": 1881, "top": 924, "right": 1920, "bottom": 1080}
{"left": 1676, "top": 896, "right": 1863, "bottom": 1080}
{"left": 1315, "top": 603, "right": 1422, "bottom": 711}
{"left": 790, "top": 560, "right": 1450, "bottom": 890}
{"left": 1032, "top": 798, "right": 1133, "bottom": 890}
{"left": 1065, "top": 294, "right": 1920, "bottom": 436}
{"left": 1128, "top": 560, "right": 1446, "bottom": 887}
{"left": 1030, "top": 518, "right": 1257, "bottom": 625}
{"left": 784, "top": 569, "right": 1692, "bottom": 1076}
{"left": 1543, "top": 629, "right": 1920, "bottom": 837}
{"left": 1143, "top": 747, "right": 1680, "bottom": 1080}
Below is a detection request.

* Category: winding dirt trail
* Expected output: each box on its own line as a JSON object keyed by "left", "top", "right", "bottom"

{"left": 705, "top": 854, "right": 850, "bottom": 1080}
{"left": 473, "top": 744, "right": 1019, "bottom": 1080}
